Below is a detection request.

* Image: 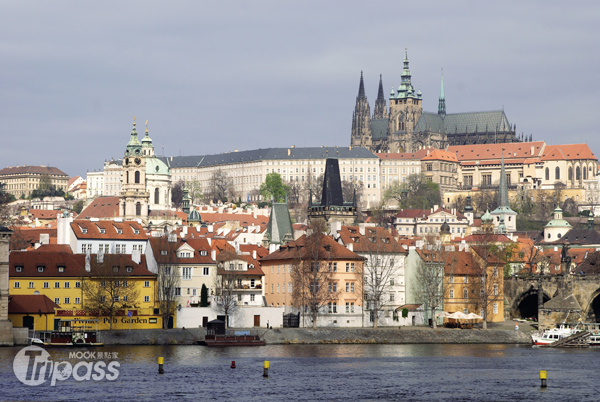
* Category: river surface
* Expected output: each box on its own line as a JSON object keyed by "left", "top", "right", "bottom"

{"left": 1, "top": 344, "right": 599, "bottom": 401}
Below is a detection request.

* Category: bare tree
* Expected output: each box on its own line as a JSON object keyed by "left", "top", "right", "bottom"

{"left": 291, "top": 219, "right": 341, "bottom": 329}
{"left": 287, "top": 181, "right": 302, "bottom": 206}
{"left": 187, "top": 179, "right": 204, "bottom": 205}
{"left": 214, "top": 250, "right": 241, "bottom": 329}
{"left": 360, "top": 228, "right": 403, "bottom": 328}
{"left": 154, "top": 235, "right": 181, "bottom": 329}
{"left": 83, "top": 254, "right": 140, "bottom": 330}
{"left": 209, "top": 169, "right": 232, "bottom": 202}
{"left": 414, "top": 237, "right": 452, "bottom": 328}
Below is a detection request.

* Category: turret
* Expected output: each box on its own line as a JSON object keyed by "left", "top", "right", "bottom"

{"left": 438, "top": 69, "right": 446, "bottom": 118}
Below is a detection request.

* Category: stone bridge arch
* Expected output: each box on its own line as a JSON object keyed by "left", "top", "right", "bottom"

{"left": 510, "top": 287, "right": 551, "bottom": 320}
{"left": 582, "top": 287, "right": 600, "bottom": 322}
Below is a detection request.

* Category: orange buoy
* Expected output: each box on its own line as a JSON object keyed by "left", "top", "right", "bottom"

{"left": 231, "top": 361, "right": 236, "bottom": 369}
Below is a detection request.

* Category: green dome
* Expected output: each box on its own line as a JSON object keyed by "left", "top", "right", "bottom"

{"left": 481, "top": 209, "right": 493, "bottom": 223}
{"left": 188, "top": 208, "right": 201, "bottom": 222}
{"left": 145, "top": 158, "right": 170, "bottom": 175}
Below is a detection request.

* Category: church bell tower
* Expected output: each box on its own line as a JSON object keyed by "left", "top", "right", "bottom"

{"left": 119, "top": 118, "right": 150, "bottom": 221}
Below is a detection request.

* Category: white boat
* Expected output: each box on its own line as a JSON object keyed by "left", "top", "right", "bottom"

{"left": 531, "top": 324, "right": 582, "bottom": 345}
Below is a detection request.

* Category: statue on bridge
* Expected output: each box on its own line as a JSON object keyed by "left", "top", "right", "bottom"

{"left": 561, "top": 243, "right": 572, "bottom": 271}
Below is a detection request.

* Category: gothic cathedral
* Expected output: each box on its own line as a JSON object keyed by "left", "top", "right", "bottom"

{"left": 351, "top": 50, "right": 522, "bottom": 153}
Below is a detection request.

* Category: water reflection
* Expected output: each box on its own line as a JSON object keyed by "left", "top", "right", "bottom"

{"left": 1, "top": 344, "right": 600, "bottom": 401}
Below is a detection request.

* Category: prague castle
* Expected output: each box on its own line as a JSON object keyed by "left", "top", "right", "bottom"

{"left": 351, "top": 50, "right": 522, "bottom": 153}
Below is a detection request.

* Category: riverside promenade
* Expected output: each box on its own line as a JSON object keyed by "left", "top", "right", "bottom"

{"left": 96, "top": 320, "right": 534, "bottom": 345}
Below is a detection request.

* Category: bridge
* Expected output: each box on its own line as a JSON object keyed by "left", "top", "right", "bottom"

{"left": 504, "top": 274, "right": 600, "bottom": 325}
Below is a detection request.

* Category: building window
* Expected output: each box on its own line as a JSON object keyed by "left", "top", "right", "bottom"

{"left": 346, "top": 263, "right": 355, "bottom": 273}
{"left": 493, "top": 284, "right": 499, "bottom": 296}
{"left": 289, "top": 283, "right": 292, "bottom": 293}
{"left": 493, "top": 303, "right": 498, "bottom": 314}
{"left": 175, "top": 288, "right": 181, "bottom": 296}
{"left": 144, "top": 296, "right": 150, "bottom": 302}
{"left": 250, "top": 294, "right": 255, "bottom": 302}
{"left": 54, "top": 297, "right": 60, "bottom": 304}
{"left": 182, "top": 267, "right": 192, "bottom": 280}
{"left": 482, "top": 174, "right": 492, "bottom": 186}
{"left": 576, "top": 166, "right": 581, "bottom": 181}
{"left": 390, "top": 293, "right": 395, "bottom": 302}
{"left": 75, "top": 297, "right": 81, "bottom": 304}
{"left": 136, "top": 202, "right": 142, "bottom": 216}
{"left": 64, "top": 297, "right": 70, "bottom": 304}
{"left": 144, "top": 281, "right": 150, "bottom": 287}
{"left": 545, "top": 167, "right": 550, "bottom": 181}
{"left": 203, "top": 267, "right": 209, "bottom": 276}
{"left": 555, "top": 167, "right": 560, "bottom": 180}
{"left": 449, "top": 289, "right": 454, "bottom": 298}
{"left": 463, "top": 288, "right": 468, "bottom": 299}
{"left": 154, "top": 187, "right": 159, "bottom": 204}
{"left": 328, "top": 282, "right": 337, "bottom": 292}
{"left": 54, "top": 282, "right": 60, "bottom": 288}
{"left": 449, "top": 275, "right": 454, "bottom": 283}
{"left": 37, "top": 266, "right": 44, "bottom": 273}
{"left": 43, "top": 282, "right": 49, "bottom": 289}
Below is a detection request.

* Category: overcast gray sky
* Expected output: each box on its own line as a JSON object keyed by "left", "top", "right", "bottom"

{"left": 1, "top": 1, "right": 599, "bottom": 177}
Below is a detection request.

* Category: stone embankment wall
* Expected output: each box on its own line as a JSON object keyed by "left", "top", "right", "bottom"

{"left": 97, "top": 327, "right": 532, "bottom": 345}
{"left": 101, "top": 328, "right": 205, "bottom": 345}
{"left": 263, "top": 328, "right": 532, "bottom": 345}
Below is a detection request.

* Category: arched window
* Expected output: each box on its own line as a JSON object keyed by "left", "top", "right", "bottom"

{"left": 135, "top": 202, "right": 141, "bottom": 216}
{"left": 154, "top": 188, "right": 159, "bottom": 204}
{"left": 555, "top": 167, "right": 560, "bottom": 180}
{"left": 126, "top": 171, "right": 129, "bottom": 184}
{"left": 135, "top": 171, "right": 140, "bottom": 184}
{"left": 568, "top": 167, "right": 573, "bottom": 181}
{"left": 123, "top": 203, "right": 126, "bottom": 216}
{"left": 449, "top": 289, "right": 454, "bottom": 299}
{"left": 545, "top": 167, "right": 549, "bottom": 181}
{"left": 463, "top": 288, "right": 468, "bottom": 299}
{"left": 576, "top": 166, "right": 581, "bottom": 181}
{"left": 583, "top": 167, "right": 587, "bottom": 180}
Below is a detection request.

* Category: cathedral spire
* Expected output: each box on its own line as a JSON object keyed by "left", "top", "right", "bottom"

{"left": 438, "top": 68, "right": 446, "bottom": 118}
{"left": 373, "top": 74, "right": 387, "bottom": 119}
{"left": 357, "top": 70, "right": 366, "bottom": 100}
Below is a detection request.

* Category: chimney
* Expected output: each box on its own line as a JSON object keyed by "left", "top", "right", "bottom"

{"left": 211, "top": 249, "right": 216, "bottom": 261}
{"left": 97, "top": 250, "right": 104, "bottom": 263}
{"left": 359, "top": 223, "right": 366, "bottom": 236}
{"left": 531, "top": 145, "right": 534, "bottom": 155}
{"left": 132, "top": 249, "right": 141, "bottom": 264}
{"left": 207, "top": 238, "right": 211, "bottom": 246}
{"left": 554, "top": 246, "right": 558, "bottom": 252}
{"left": 346, "top": 242, "right": 353, "bottom": 252}
{"left": 288, "top": 149, "right": 291, "bottom": 156}
{"left": 208, "top": 225, "right": 213, "bottom": 233}
{"left": 252, "top": 250, "right": 257, "bottom": 260}
{"left": 85, "top": 254, "right": 91, "bottom": 272}
{"left": 182, "top": 226, "right": 188, "bottom": 235}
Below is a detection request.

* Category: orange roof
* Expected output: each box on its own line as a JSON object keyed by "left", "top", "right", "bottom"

{"left": 29, "top": 209, "right": 61, "bottom": 220}
{"left": 541, "top": 144, "right": 597, "bottom": 161}
{"left": 148, "top": 237, "right": 215, "bottom": 265}
{"left": 417, "top": 249, "right": 480, "bottom": 275}
{"left": 79, "top": 197, "right": 120, "bottom": 219}
{"left": 448, "top": 141, "right": 545, "bottom": 162}
{"left": 421, "top": 149, "right": 458, "bottom": 162}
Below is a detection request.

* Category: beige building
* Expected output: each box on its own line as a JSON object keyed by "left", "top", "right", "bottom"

{"left": 163, "top": 146, "right": 381, "bottom": 206}
{"left": 0, "top": 166, "right": 69, "bottom": 198}
{"left": 87, "top": 159, "right": 123, "bottom": 198}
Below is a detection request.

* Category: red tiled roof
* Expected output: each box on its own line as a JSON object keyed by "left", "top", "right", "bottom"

{"left": 34, "top": 244, "right": 72, "bottom": 253}
{"left": 10, "top": 251, "right": 153, "bottom": 277}
{"left": 9, "top": 227, "right": 57, "bottom": 250}
{"left": 447, "top": 141, "right": 546, "bottom": 162}
{"left": 148, "top": 237, "right": 215, "bottom": 265}
{"left": 29, "top": 209, "right": 62, "bottom": 220}
{"left": 68, "top": 176, "right": 82, "bottom": 187}
{"left": 337, "top": 226, "right": 407, "bottom": 254}
{"left": 417, "top": 249, "right": 480, "bottom": 275}
{"left": 8, "top": 295, "right": 60, "bottom": 314}
{"left": 78, "top": 197, "right": 120, "bottom": 219}
{"left": 541, "top": 144, "right": 597, "bottom": 161}
{"left": 261, "top": 233, "right": 364, "bottom": 262}
{"left": 71, "top": 220, "right": 147, "bottom": 240}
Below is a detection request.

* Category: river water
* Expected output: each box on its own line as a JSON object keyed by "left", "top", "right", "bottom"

{"left": 1, "top": 344, "right": 599, "bottom": 401}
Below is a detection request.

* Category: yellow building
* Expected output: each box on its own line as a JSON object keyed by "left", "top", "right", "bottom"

{"left": 9, "top": 244, "right": 163, "bottom": 331}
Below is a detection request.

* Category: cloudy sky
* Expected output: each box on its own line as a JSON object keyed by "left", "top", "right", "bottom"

{"left": 1, "top": 1, "right": 598, "bottom": 177}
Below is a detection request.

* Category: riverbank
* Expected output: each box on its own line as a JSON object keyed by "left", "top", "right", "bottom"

{"left": 96, "top": 325, "right": 532, "bottom": 345}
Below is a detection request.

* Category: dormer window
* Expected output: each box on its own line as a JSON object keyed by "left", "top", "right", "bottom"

{"left": 82, "top": 228, "right": 88, "bottom": 234}
{"left": 112, "top": 266, "right": 119, "bottom": 273}
{"left": 15, "top": 266, "right": 23, "bottom": 272}
{"left": 117, "top": 229, "right": 123, "bottom": 234}
{"left": 161, "top": 250, "right": 167, "bottom": 256}
{"left": 99, "top": 227, "right": 106, "bottom": 234}
{"left": 126, "top": 266, "right": 133, "bottom": 273}
{"left": 37, "top": 266, "right": 44, "bottom": 272}
{"left": 58, "top": 266, "right": 65, "bottom": 273}
{"left": 200, "top": 250, "right": 208, "bottom": 256}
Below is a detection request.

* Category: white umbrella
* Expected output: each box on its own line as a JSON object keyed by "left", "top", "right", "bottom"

{"left": 466, "top": 312, "right": 483, "bottom": 320}
{"left": 448, "top": 311, "right": 468, "bottom": 320}
{"left": 437, "top": 311, "right": 452, "bottom": 318}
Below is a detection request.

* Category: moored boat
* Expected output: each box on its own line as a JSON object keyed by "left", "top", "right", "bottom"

{"left": 43, "top": 319, "right": 104, "bottom": 347}
{"left": 531, "top": 324, "right": 582, "bottom": 346}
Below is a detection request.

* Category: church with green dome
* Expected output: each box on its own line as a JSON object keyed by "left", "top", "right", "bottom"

{"left": 119, "top": 118, "right": 173, "bottom": 226}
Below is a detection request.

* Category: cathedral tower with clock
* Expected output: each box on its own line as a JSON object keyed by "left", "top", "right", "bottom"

{"left": 120, "top": 118, "right": 150, "bottom": 221}
{"left": 119, "top": 118, "right": 173, "bottom": 226}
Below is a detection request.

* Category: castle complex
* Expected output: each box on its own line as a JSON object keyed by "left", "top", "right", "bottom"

{"left": 351, "top": 50, "right": 522, "bottom": 153}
